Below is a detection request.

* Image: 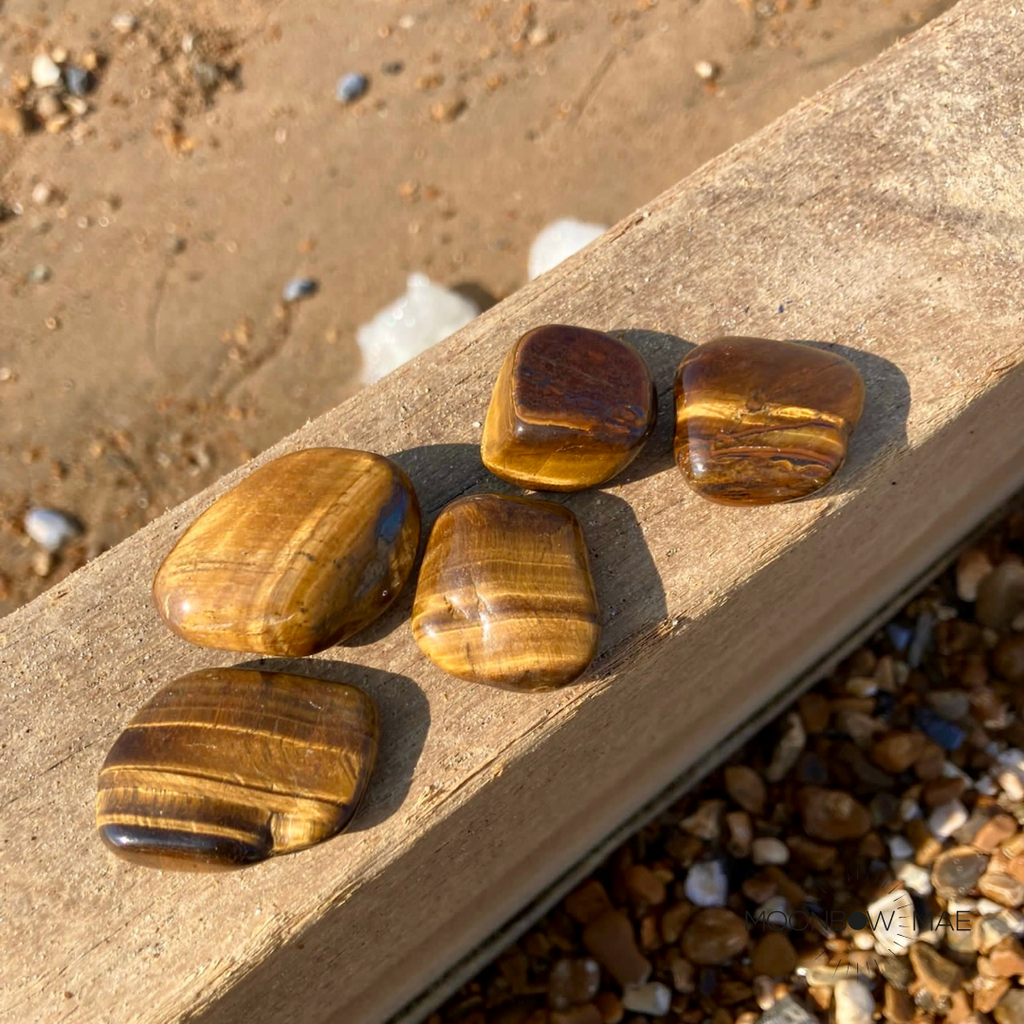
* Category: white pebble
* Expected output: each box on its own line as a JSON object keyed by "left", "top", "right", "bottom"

{"left": 527, "top": 218, "right": 607, "bottom": 281}
{"left": 111, "top": 12, "right": 137, "bottom": 33}
{"left": 684, "top": 860, "right": 729, "bottom": 907}
{"left": 622, "top": 981, "right": 672, "bottom": 1016}
{"left": 694, "top": 59, "right": 719, "bottom": 81}
{"left": 900, "top": 798, "right": 922, "bottom": 822}
{"left": 978, "top": 898, "right": 1007, "bottom": 916}
{"left": 356, "top": 273, "right": 478, "bottom": 385}
{"left": 894, "top": 859, "right": 933, "bottom": 896}
{"left": 24, "top": 507, "right": 82, "bottom": 552}
{"left": 31, "top": 182, "right": 53, "bottom": 205}
{"left": 998, "top": 770, "right": 1024, "bottom": 802}
{"left": 852, "top": 931, "right": 875, "bottom": 950}
{"left": 31, "top": 54, "right": 62, "bottom": 88}
{"left": 976, "top": 776, "right": 999, "bottom": 797}
{"left": 868, "top": 889, "right": 919, "bottom": 954}
{"left": 834, "top": 978, "right": 874, "bottom": 1024}
{"left": 928, "top": 799, "right": 968, "bottom": 839}
{"left": 957, "top": 548, "right": 993, "bottom": 602}
{"left": 751, "top": 838, "right": 789, "bottom": 866}
{"left": 887, "top": 835, "right": 914, "bottom": 860}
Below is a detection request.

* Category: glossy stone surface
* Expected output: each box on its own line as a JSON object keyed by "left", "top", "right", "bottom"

{"left": 482, "top": 324, "right": 656, "bottom": 491}
{"left": 96, "top": 667, "right": 378, "bottom": 870}
{"left": 412, "top": 494, "right": 599, "bottom": 691}
{"left": 674, "top": 337, "right": 865, "bottom": 505}
{"left": 153, "top": 448, "right": 420, "bottom": 655}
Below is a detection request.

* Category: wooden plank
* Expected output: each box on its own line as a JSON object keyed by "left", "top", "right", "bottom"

{"left": 3, "top": 1, "right": 1024, "bottom": 1020}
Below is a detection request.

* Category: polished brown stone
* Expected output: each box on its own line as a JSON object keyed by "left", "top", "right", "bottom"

{"left": 411, "top": 494, "right": 600, "bottom": 691}
{"left": 673, "top": 337, "right": 865, "bottom": 505}
{"left": 481, "top": 324, "right": 656, "bottom": 491}
{"left": 96, "top": 667, "right": 378, "bottom": 870}
{"left": 153, "top": 447, "right": 420, "bottom": 655}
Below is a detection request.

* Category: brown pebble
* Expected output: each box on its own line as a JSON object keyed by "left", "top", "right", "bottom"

{"left": 581, "top": 910, "right": 651, "bottom": 988}
{"left": 957, "top": 548, "right": 994, "bottom": 602}
{"left": 680, "top": 908, "right": 749, "bottom": 965}
{"left": 909, "top": 941, "right": 964, "bottom": 996}
{"left": 1006, "top": 855, "right": 1024, "bottom": 883}
{"left": 787, "top": 836, "right": 837, "bottom": 870}
{"left": 661, "top": 901, "right": 695, "bottom": 944}
{"left": 725, "top": 810, "right": 753, "bottom": 858}
{"left": 906, "top": 818, "right": 944, "bottom": 866}
{"left": 594, "top": 992, "right": 623, "bottom": 1024}
{"left": 973, "top": 814, "right": 1019, "bottom": 854}
{"left": 995, "top": 986, "right": 1024, "bottom": 1024}
{"left": 873, "top": 731, "right": 928, "bottom": 773}
{"left": 680, "top": 799, "right": 725, "bottom": 840}
{"left": 0, "top": 103, "right": 28, "bottom": 137}
{"left": 993, "top": 635, "right": 1024, "bottom": 684}
{"left": 798, "top": 692, "right": 831, "bottom": 733}
{"left": 914, "top": 741, "right": 947, "bottom": 782}
{"left": 624, "top": 864, "right": 666, "bottom": 907}
{"left": 979, "top": 873, "right": 1024, "bottom": 908}
{"left": 551, "top": 1008, "right": 602, "bottom": 1024}
{"left": 798, "top": 786, "right": 872, "bottom": 841}
{"left": 751, "top": 932, "right": 798, "bottom": 977}
{"left": 931, "top": 846, "right": 990, "bottom": 899}
{"left": 565, "top": 880, "right": 613, "bottom": 925}
{"left": 976, "top": 976, "right": 1013, "bottom": 1015}
{"left": 977, "top": 562, "right": 1024, "bottom": 631}
{"left": 742, "top": 874, "right": 778, "bottom": 904}
{"left": 665, "top": 948, "right": 695, "bottom": 993}
{"left": 922, "top": 776, "right": 966, "bottom": 808}
{"left": 884, "top": 983, "right": 915, "bottom": 1024}
{"left": 724, "top": 765, "right": 767, "bottom": 816}
{"left": 990, "top": 936, "right": 1024, "bottom": 978}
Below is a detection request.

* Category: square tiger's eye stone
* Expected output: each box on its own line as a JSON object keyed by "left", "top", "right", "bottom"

{"left": 152, "top": 447, "right": 420, "bottom": 656}
{"left": 674, "top": 337, "right": 865, "bottom": 506}
{"left": 412, "top": 494, "right": 600, "bottom": 691}
{"left": 96, "top": 668, "right": 378, "bottom": 870}
{"left": 481, "top": 324, "right": 656, "bottom": 491}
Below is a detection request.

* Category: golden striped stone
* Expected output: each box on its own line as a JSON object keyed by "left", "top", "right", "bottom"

{"left": 153, "top": 448, "right": 420, "bottom": 655}
{"left": 96, "top": 667, "right": 378, "bottom": 870}
{"left": 481, "top": 324, "right": 656, "bottom": 491}
{"left": 412, "top": 494, "right": 600, "bottom": 691}
{"left": 674, "top": 337, "right": 865, "bottom": 505}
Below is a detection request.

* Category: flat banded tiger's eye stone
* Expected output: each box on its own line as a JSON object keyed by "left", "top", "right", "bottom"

{"left": 481, "top": 324, "right": 656, "bottom": 491}
{"left": 674, "top": 337, "right": 865, "bottom": 506}
{"left": 96, "top": 667, "right": 378, "bottom": 870}
{"left": 412, "top": 494, "right": 599, "bottom": 691}
{"left": 153, "top": 448, "right": 420, "bottom": 655}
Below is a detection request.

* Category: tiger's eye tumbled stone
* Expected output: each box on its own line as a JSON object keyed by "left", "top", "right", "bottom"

{"left": 481, "top": 324, "right": 656, "bottom": 491}
{"left": 96, "top": 667, "right": 378, "bottom": 870}
{"left": 674, "top": 337, "right": 865, "bottom": 505}
{"left": 153, "top": 447, "right": 420, "bottom": 655}
{"left": 412, "top": 494, "right": 600, "bottom": 691}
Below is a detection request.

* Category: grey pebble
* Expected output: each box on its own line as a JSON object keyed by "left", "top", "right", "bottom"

{"left": 24, "top": 507, "right": 83, "bottom": 552}
{"left": 64, "top": 66, "right": 92, "bottom": 96}
{"left": 282, "top": 277, "right": 318, "bottom": 303}
{"left": 336, "top": 73, "right": 368, "bottom": 104}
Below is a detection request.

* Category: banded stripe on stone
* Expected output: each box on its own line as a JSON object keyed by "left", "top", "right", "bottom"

{"left": 152, "top": 447, "right": 420, "bottom": 655}
{"left": 673, "top": 337, "right": 865, "bottom": 506}
{"left": 96, "top": 668, "right": 378, "bottom": 870}
{"left": 412, "top": 494, "right": 600, "bottom": 691}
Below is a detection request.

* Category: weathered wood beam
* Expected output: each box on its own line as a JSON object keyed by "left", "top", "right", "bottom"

{"left": 3, "top": 2, "right": 1024, "bottom": 1021}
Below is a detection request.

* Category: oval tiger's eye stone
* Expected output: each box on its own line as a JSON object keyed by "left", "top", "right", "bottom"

{"left": 153, "top": 447, "right": 420, "bottom": 655}
{"left": 412, "top": 494, "right": 600, "bottom": 691}
{"left": 96, "top": 667, "right": 378, "bottom": 870}
{"left": 674, "top": 337, "right": 865, "bottom": 506}
{"left": 481, "top": 324, "right": 656, "bottom": 491}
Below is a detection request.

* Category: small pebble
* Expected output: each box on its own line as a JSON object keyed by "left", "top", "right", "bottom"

{"left": 694, "top": 59, "right": 719, "bottom": 81}
{"left": 913, "top": 706, "right": 965, "bottom": 751}
{"left": 909, "top": 941, "right": 963, "bottom": 996}
{"left": 895, "top": 859, "right": 933, "bottom": 895}
{"left": 765, "top": 712, "right": 806, "bottom": 783}
{"left": 620, "top": 981, "right": 671, "bottom": 1016}
{"left": 834, "top": 978, "right": 874, "bottom": 1024}
{"left": 24, "top": 507, "right": 82, "bottom": 552}
{"left": 931, "top": 846, "right": 990, "bottom": 898}
{"left": 64, "top": 66, "right": 91, "bottom": 96}
{"left": 980, "top": 874, "right": 1024, "bottom": 909}
{"left": 977, "top": 562, "right": 1024, "bottom": 630}
{"left": 957, "top": 548, "right": 994, "bottom": 601}
{"left": 724, "top": 764, "right": 766, "bottom": 816}
{"left": 680, "top": 908, "right": 748, "bottom": 965}
{"left": 282, "top": 277, "right": 318, "bottom": 303}
{"left": 29, "top": 264, "right": 51, "bottom": 284}
{"left": 798, "top": 786, "right": 872, "bottom": 841}
{"left": 111, "top": 12, "right": 137, "bottom": 34}
{"left": 929, "top": 799, "right": 969, "bottom": 839}
{"left": 684, "top": 860, "right": 729, "bottom": 907}
{"left": 888, "top": 835, "right": 914, "bottom": 860}
{"left": 32, "top": 54, "right": 62, "bottom": 88}
{"left": 381, "top": 61, "right": 404, "bottom": 75}
{"left": 886, "top": 621, "right": 914, "bottom": 651}
{"left": 336, "top": 73, "right": 368, "bottom": 104}
{"left": 581, "top": 910, "right": 651, "bottom": 988}
{"left": 548, "top": 958, "right": 600, "bottom": 1010}
{"left": 31, "top": 182, "right": 53, "bottom": 205}
{"left": 751, "top": 838, "right": 789, "bottom": 866}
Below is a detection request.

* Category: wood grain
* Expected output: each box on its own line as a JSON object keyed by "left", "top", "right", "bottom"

{"left": 3, "top": 3, "right": 1024, "bottom": 1021}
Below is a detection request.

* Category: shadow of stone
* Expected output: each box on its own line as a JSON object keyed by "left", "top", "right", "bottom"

{"left": 607, "top": 329, "right": 695, "bottom": 487}
{"left": 234, "top": 658, "right": 429, "bottom": 833}
{"left": 451, "top": 281, "right": 500, "bottom": 314}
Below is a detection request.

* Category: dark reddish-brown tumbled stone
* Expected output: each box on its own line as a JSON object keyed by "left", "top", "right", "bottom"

{"left": 674, "top": 337, "right": 865, "bottom": 505}
{"left": 481, "top": 324, "right": 656, "bottom": 491}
